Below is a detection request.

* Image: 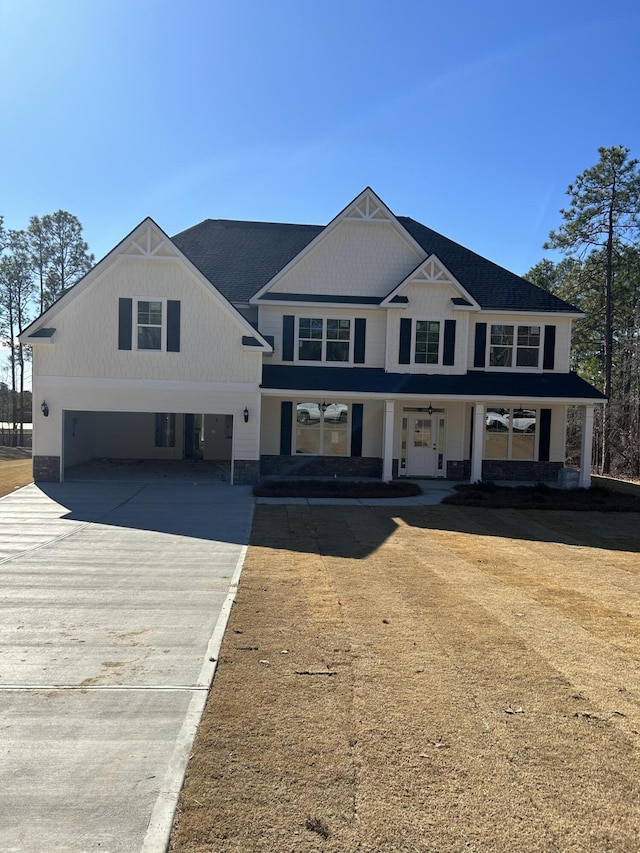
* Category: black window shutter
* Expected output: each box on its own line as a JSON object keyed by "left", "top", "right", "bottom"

{"left": 539, "top": 409, "right": 552, "bottom": 462}
{"left": 280, "top": 402, "right": 293, "bottom": 454}
{"left": 118, "top": 298, "right": 132, "bottom": 350}
{"left": 282, "top": 315, "right": 295, "bottom": 361}
{"left": 543, "top": 325, "right": 556, "bottom": 370}
{"left": 443, "top": 319, "right": 456, "bottom": 365}
{"left": 167, "top": 300, "right": 181, "bottom": 352}
{"left": 354, "top": 319, "right": 366, "bottom": 364}
{"left": 351, "top": 403, "right": 363, "bottom": 457}
{"left": 399, "top": 318, "right": 412, "bottom": 364}
{"left": 473, "top": 323, "right": 487, "bottom": 368}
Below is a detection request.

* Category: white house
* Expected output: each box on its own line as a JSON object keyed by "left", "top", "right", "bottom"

{"left": 20, "top": 188, "right": 605, "bottom": 486}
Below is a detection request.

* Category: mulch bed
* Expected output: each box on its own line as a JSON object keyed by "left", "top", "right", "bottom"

{"left": 443, "top": 482, "right": 640, "bottom": 511}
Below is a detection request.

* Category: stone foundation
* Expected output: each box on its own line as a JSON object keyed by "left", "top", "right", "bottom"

{"left": 260, "top": 455, "right": 383, "bottom": 479}
{"left": 233, "top": 460, "right": 261, "bottom": 485}
{"left": 33, "top": 455, "right": 61, "bottom": 482}
{"left": 446, "top": 459, "right": 563, "bottom": 482}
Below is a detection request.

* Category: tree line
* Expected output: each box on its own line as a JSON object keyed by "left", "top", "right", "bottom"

{"left": 527, "top": 145, "right": 640, "bottom": 478}
{"left": 2, "top": 159, "right": 638, "bottom": 476}
{"left": 0, "top": 212, "right": 94, "bottom": 443}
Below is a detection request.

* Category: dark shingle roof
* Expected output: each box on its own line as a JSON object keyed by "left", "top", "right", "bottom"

{"left": 172, "top": 214, "right": 579, "bottom": 314}
{"left": 261, "top": 365, "right": 606, "bottom": 400}
{"left": 398, "top": 218, "right": 578, "bottom": 313}
{"left": 172, "top": 219, "right": 322, "bottom": 303}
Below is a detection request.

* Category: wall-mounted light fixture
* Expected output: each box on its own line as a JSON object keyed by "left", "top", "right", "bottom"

{"left": 41, "top": 401, "right": 49, "bottom": 418}
{"left": 426, "top": 403, "right": 434, "bottom": 416}
{"left": 320, "top": 401, "right": 329, "bottom": 413}
{"left": 243, "top": 407, "right": 249, "bottom": 423}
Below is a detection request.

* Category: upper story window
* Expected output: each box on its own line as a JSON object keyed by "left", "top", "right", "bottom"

{"left": 399, "top": 317, "right": 455, "bottom": 367}
{"left": 414, "top": 320, "right": 441, "bottom": 364}
{"left": 298, "top": 318, "right": 351, "bottom": 362}
{"left": 489, "top": 324, "right": 540, "bottom": 368}
{"left": 137, "top": 300, "right": 164, "bottom": 350}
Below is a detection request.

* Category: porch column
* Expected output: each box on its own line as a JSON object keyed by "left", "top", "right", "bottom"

{"left": 579, "top": 404, "right": 595, "bottom": 489}
{"left": 382, "top": 399, "right": 395, "bottom": 482}
{"left": 470, "top": 402, "right": 485, "bottom": 483}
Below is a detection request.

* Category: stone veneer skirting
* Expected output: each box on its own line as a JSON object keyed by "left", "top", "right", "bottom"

{"left": 446, "top": 459, "right": 564, "bottom": 481}
{"left": 260, "top": 455, "right": 383, "bottom": 479}
{"left": 33, "top": 455, "right": 61, "bottom": 482}
{"left": 233, "top": 460, "right": 261, "bottom": 485}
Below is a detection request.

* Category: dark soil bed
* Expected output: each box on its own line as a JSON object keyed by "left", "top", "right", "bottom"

{"left": 443, "top": 482, "right": 640, "bottom": 511}
{"left": 253, "top": 479, "right": 422, "bottom": 499}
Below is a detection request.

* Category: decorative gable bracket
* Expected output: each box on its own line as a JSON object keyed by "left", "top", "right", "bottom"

{"left": 121, "top": 224, "right": 178, "bottom": 259}
{"left": 381, "top": 254, "right": 481, "bottom": 310}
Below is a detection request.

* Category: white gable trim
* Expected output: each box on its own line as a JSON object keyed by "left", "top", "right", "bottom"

{"left": 19, "top": 218, "right": 273, "bottom": 353}
{"left": 381, "top": 254, "right": 481, "bottom": 310}
{"left": 249, "top": 187, "right": 427, "bottom": 304}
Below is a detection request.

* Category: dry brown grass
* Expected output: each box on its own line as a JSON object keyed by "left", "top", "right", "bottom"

{"left": 170, "top": 504, "right": 640, "bottom": 853}
{"left": 0, "top": 447, "right": 32, "bottom": 497}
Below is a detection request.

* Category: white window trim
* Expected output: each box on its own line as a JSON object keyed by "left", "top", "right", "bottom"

{"left": 135, "top": 297, "right": 167, "bottom": 352}
{"left": 486, "top": 323, "right": 542, "bottom": 372}
{"left": 292, "top": 400, "right": 351, "bottom": 456}
{"left": 411, "top": 318, "right": 444, "bottom": 367}
{"left": 295, "top": 316, "right": 355, "bottom": 365}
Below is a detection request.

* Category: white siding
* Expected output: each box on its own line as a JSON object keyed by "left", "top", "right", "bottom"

{"left": 38, "top": 257, "right": 261, "bottom": 385}
{"left": 268, "top": 220, "right": 422, "bottom": 299}
{"left": 467, "top": 314, "right": 573, "bottom": 372}
{"left": 386, "top": 281, "right": 470, "bottom": 374}
{"left": 258, "top": 305, "right": 386, "bottom": 367}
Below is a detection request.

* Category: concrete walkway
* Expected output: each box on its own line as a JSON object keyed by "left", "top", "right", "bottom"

{"left": 0, "top": 480, "right": 254, "bottom": 853}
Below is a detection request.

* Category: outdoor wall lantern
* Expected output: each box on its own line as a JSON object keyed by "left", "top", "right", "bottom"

{"left": 320, "top": 400, "right": 329, "bottom": 413}
{"left": 426, "top": 403, "right": 434, "bottom": 416}
{"left": 243, "top": 407, "right": 249, "bottom": 423}
{"left": 41, "top": 401, "right": 49, "bottom": 418}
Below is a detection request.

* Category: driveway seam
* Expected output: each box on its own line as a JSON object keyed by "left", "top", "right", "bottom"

{"left": 140, "top": 541, "right": 251, "bottom": 853}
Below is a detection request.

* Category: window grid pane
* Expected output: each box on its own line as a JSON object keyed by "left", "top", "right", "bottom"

{"left": 415, "top": 321, "right": 440, "bottom": 365}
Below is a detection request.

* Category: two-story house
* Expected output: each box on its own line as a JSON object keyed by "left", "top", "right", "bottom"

{"left": 21, "top": 188, "right": 605, "bottom": 487}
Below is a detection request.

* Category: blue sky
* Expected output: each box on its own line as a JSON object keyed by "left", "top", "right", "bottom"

{"left": 1, "top": 0, "right": 639, "bottom": 283}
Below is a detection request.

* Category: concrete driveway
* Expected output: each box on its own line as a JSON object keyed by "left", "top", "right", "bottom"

{"left": 0, "top": 480, "right": 255, "bottom": 852}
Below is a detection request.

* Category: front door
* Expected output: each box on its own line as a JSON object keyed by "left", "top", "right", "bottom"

{"left": 406, "top": 414, "right": 445, "bottom": 477}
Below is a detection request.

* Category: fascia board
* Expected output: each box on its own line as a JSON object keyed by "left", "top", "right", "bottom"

{"left": 258, "top": 387, "right": 606, "bottom": 404}
{"left": 480, "top": 309, "right": 585, "bottom": 319}
{"left": 249, "top": 187, "right": 426, "bottom": 304}
{"left": 256, "top": 298, "right": 384, "bottom": 309}
{"left": 381, "top": 254, "right": 481, "bottom": 309}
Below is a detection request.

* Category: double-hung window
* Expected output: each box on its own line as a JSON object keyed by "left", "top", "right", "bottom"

{"left": 414, "top": 321, "right": 440, "bottom": 364}
{"left": 137, "top": 300, "right": 164, "bottom": 350}
{"left": 489, "top": 324, "right": 540, "bottom": 368}
{"left": 298, "top": 318, "right": 351, "bottom": 362}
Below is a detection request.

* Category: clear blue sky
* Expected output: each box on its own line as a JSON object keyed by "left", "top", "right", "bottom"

{"left": 1, "top": 0, "right": 639, "bottom": 281}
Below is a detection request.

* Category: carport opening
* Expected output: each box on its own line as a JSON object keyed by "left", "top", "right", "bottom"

{"left": 63, "top": 411, "right": 233, "bottom": 481}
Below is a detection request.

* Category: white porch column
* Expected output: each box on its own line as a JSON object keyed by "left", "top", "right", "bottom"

{"left": 470, "top": 402, "right": 485, "bottom": 483}
{"left": 579, "top": 404, "right": 595, "bottom": 489}
{"left": 382, "top": 399, "right": 395, "bottom": 482}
